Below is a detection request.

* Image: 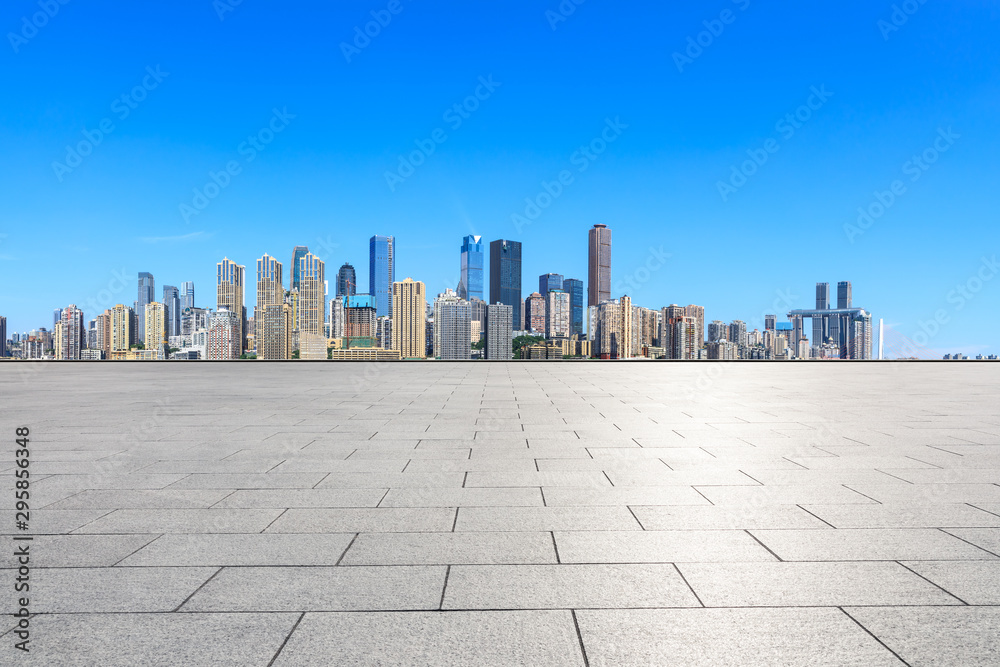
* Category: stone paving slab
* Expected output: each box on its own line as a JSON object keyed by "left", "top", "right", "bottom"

{"left": 3, "top": 363, "right": 999, "bottom": 664}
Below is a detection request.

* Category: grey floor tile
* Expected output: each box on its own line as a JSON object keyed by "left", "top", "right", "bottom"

{"left": 0, "top": 534, "right": 157, "bottom": 568}
{"left": 210, "top": 488, "right": 387, "bottom": 508}
{"left": 631, "top": 505, "right": 830, "bottom": 530}
{"left": 315, "top": 472, "right": 465, "bottom": 488}
{"left": 0, "top": 509, "right": 112, "bottom": 534}
{"left": 379, "top": 487, "right": 544, "bottom": 507}
{"left": 695, "top": 484, "right": 876, "bottom": 505}
{"left": 182, "top": 565, "right": 445, "bottom": 611}
{"left": 843, "top": 483, "right": 1000, "bottom": 504}
{"left": 72, "top": 508, "right": 282, "bottom": 534}
{"left": 341, "top": 531, "right": 557, "bottom": 565}
{"left": 165, "top": 473, "right": 327, "bottom": 489}
{"left": 942, "top": 527, "right": 1000, "bottom": 555}
{"left": 677, "top": 561, "right": 962, "bottom": 606}
{"left": 266, "top": 507, "right": 455, "bottom": 533}
{"left": 555, "top": 530, "right": 776, "bottom": 563}
{"left": 846, "top": 607, "right": 1000, "bottom": 667}
{"left": 16, "top": 613, "right": 300, "bottom": 666}
{"left": 750, "top": 528, "right": 999, "bottom": 561}
{"left": 271, "top": 611, "right": 585, "bottom": 666}
{"left": 15, "top": 566, "right": 217, "bottom": 612}
{"left": 41, "top": 489, "right": 234, "bottom": 510}
{"left": 802, "top": 503, "right": 1000, "bottom": 529}
{"left": 901, "top": 560, "right": 1000, "bottom": 604}
{"left": 465, "top": 471, "right": 613, "bottom": 488}
{"left": 576, "top": 608, "right": 904, "bottom": 666}
{"left": 119, "top": 533, "right": 356, "bottom": 566}
{"left": 455, "top": 506, "right": 641, "bottom": 531}
{"left": 541, "top": 486, "right": 711, "bottom": 506}
{"left": 444, "top": 563, "right": 700, "bottom": 609}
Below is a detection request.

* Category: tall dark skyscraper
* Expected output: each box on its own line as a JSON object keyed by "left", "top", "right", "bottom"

{"left": 369, "top": 235, "right": 395, "bottom": 317}
{"left": 459, "top": 235, "right": 484, "bottom": 302}
{"left": 181, "top": 282, "right": 195, "bottom": 310}
{"left": 290, "top": 246, "right": 309, "bottom": 291}
{"left": 539, "top": 273, "right": 563, "bottom": 295}
{"left": 563, "top": 278, "right": 584, "bottom": 337}
{"left": 137, "top": 272, "right": 154, "bottom": 344}
{"left": 0, "top": 315, "right": 6, "bottom": 358}
{"left": 163, "top": 285, "right": 180, "bottom": 338}
{"left": 337, "top": 263, "right": 357, "bottom": 297}
{"left": 837, "top": 281, "right": 852, "bottom": 309}
{"left": 489, "top": 239, "right": 522, "bottom": 331}
{"left": 814, "top": 282, "right": 830, "bottom": 346}
{"left": 588, "top": 224, "right": 611, "bottom": 306}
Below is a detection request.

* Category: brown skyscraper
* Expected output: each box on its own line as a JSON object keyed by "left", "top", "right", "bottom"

{"left": 588, "top": 224, "right": 611, "bottom": 306}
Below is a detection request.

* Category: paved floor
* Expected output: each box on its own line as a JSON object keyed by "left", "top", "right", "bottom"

{"left": 2, "top": 362, "right": 999, "bottom": 665}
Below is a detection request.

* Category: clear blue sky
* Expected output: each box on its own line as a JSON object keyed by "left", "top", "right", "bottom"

{"left": 1, "top": 1, "right": 998, "bottom": 355}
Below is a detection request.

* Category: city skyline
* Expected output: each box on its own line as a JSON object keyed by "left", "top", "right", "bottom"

{"left": 1, "top": 4, "right": 998, "bottom": 354}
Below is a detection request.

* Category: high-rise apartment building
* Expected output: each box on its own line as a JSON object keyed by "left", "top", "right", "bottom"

{"left": 525, "top": 292, "right": 546, "bottom": 333}
{"left": 370, "top": 235, "right": 395, "bottom": 317}
{"left": 685, "top": 305, "right": 705, "bottom": 348}
{"left": 667, "top": 316, "right": 698, "bottom": 360}
{"left": 144, "top": 302, "right": 166, "bottom": 358}
{"left": 137, "top": 272, "right": 154, "bottom": 343}
{"left": 708, "top": 320, "right": 728, "bottom": 343}
{"left": 181, "top": 281, "right": 195, "bottom": 310}
{"left": 329, "top": 297, "right": 345, "bottom": 339}
{"left": 588, "top": 224, "right": 611, "bottom": 307}
{"left": 489, "top": 239, "right": 522, "bottom": 331}
{"left": 459, "top": 235, "right": 484, "bottom": 302}
{"left": 546, "top": 289, "right": 570, "bottom": 339}
{"left": 391, "top": 278, "right": 426, "bottom": 359}
{"left": 336, "top": 263, "right": 357, "bottom": 297}
{"left": 563, "top": 278, "right": 584, "bottom": 337}
{"left": 814, "top": 282, "right": 830, "bottom": 346}
{"left": 163, "top": 286, "right": 180, "bottom": 338}
{"left": 290, "top": 246, "right": 309, "bottom": 291}
{"left": 207, "top": 308, "right": 240, "bottom": 360}
{"left": 95, "top": 310, "right": 112, "bottom": 357}
{"left": 765, "top": 314, "right": 777, "bottom": 331}
{"left": 376, "top": 316, "right": 392, "bottom": 350}
{"left": 298, "top": 252, "right": 325, "bottom": 336}
{"left": 837, "top": 281, "right": 852, "bottom": 309}
{"left": 217, "top": 258, "right": 245, "bottom": 350}
{"left": 259, "top": 304, "right": 293, "bottom": 360}
{"left": 256, "top": 254, "right": 284, "bottom": 332}
{"left": 486, "top": 303, "right": 513, "bottom": 360}
{"left": 539, "top": 273, "right": 563, "bottom": 295}
{"left": 434, "top": 289, "right": 471, "bottom": 360}
{"left": 595, "top": 296, "right": 632, "bottom": 359}
{"left": 346, "top": 294, "right": 377, "bottom": 342}
{"left": 111, "top": 304, "right": 136, "bottom": 352}
{"left": 58, "top": 305, "right": 85, "bottom": 360}
{"left": 729, "top": 320, "right": 748, "bottom": 348}
{"left": 0, "top": 316, "right": 6, "bottom": 357}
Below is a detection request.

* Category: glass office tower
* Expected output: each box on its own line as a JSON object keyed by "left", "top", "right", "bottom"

{"left": 563, "top": 278, "right": 584, "bottom": 337}
{"left": 459, "top": 235, "right": 484, "bottom": 302}
{"left": 489, "top": 239, "right": 522, "bottom": 331}
{"left": 369, "top": 235, "right": 395, "bottom": 317}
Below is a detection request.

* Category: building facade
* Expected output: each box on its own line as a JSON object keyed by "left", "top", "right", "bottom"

{"left": 588, "top": 224, "right": 611, "bottom": 307}
{"left": 563, "top": 278, "right": 584, "bottom": 338}
{"left": 298, "top": 252, "right": 325, "bottom": 336}
{"left": 539, "top": 273, "right": 563, "bottom": 295}
{"left": 391, "top": 278, "right": 426, "bottom": 359}
{"left": 524, "top": 292, "right": 546, "bottom": 334}
{"left": 336, "top": 263, "right": 357, "bottom": 297}
{"left": 434, "top": 289, "right": 471, "bottom": 360}
{"left": 163, "top": 286, "right": 180, "bottom": 338}
{"left": 144, "top": 302, "right": 166, "bottom": 358}
{"left": 459, "top": 235, "right": 484, "bottom": 302}
{"left": 207, "top": 308, "right": 240, "bottom": 360}
{"left": 217, "top": 258, "right": 245, "bottom": 352}
{"left": 370, "top": 235, "right": 395, "bottom": 317}
{"left": 546, "top": 289, "right": 570, "bottom": 339}
{"left": 258, "top": 303, "right": 292, "bottom": 360}
{"left": 136, "top": 272, "right": 154, "bottom": 344}
{"left": 290, "top": 246, "right": 309, "bottom": 291}
{"left": 486, "top": 303, "right": 513, "bottom": 360}
{"left": 489, "top": 239, "right": 522, "bottom": 331}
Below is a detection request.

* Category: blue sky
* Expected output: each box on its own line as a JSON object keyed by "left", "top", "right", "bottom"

{"left": 1, "top": 0, "right": 998, "bottom": 355}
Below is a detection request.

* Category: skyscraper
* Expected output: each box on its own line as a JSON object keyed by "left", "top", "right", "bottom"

{"left": 259, "top": 304, "right": 293, "bottom": 360}
{"left": 814, "top": 283, "right": 830, "bottom": 346}
{"left": 539, "top": 273, "right": 563, "bottom": 295}
{"left": 298, "top": 252, "right": 325, "bottom": 336}
{"left": 489, "top": 239, "right": 522, "bottom": 331}
{"left": 59, "top": 305, "right": 85, "bottom": 360}
{"left": 0, "top": 316, "right": 6, "bottom": 357}
{"left": 459, "top": 235, "right": 484, "bottom": 302}
{"left": 256, "top": 254, "right": 284, "bottom": 332}
{"left": 391, "top": 277, "right": 426, "bottom": 359}
{"left": 290, "top": 246, "right": 309, "bottom": 291}
{"left": 595, "top": 296, "right": 632, "bottom": 359}
{"left": 764, "top": 314, "right": 777, "bottom": 331}
{"left": 163, "top": 286, "right": 180, "bottom": 339}
{"left": 546, "top": 289, "right": 570, "bottom": 339}
{"left": 525, "top": 292, "right": 546, "bottom": 333}
{"left": 181, "top": 281, "right": 195, "bottom": 310}
{"left": 685, "top": 305, "right": 705, "bottom": 349}
{"left": 433, "top": 289, "right": 471, "bottom": 360}
{"left": 144, "top": 302, "right": 166, "bottom": 358}
{"left": 563, "top": 278, "right": 584, "bottom": 338}
{"left": 137, "top": 272, "right": 154, "bottom": 344}
{"left": 217, "top": 258, "right": 245, "bottom": 351}
{"left": 588, "top": 224, "right": 611, "bottom": 307}
{"left": 53, "top": 308, "right": 63, "bottom": 330}
{"left": 111, "top": 304, "right": 136, "bottom": 352}
{"left": 837, "top": 281, "right": 852, "bottom": 309}
{"left": 336, "top": 263, "right": 357, "bottom": 297}
{"left": 486, "top": 303, "right": 513, "bottom": 360}
{"left": 207, "top": 308, "right": 240, "bottom": 360}
{"left": 370, "top": 235, "right": 395, "bottom": 317}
